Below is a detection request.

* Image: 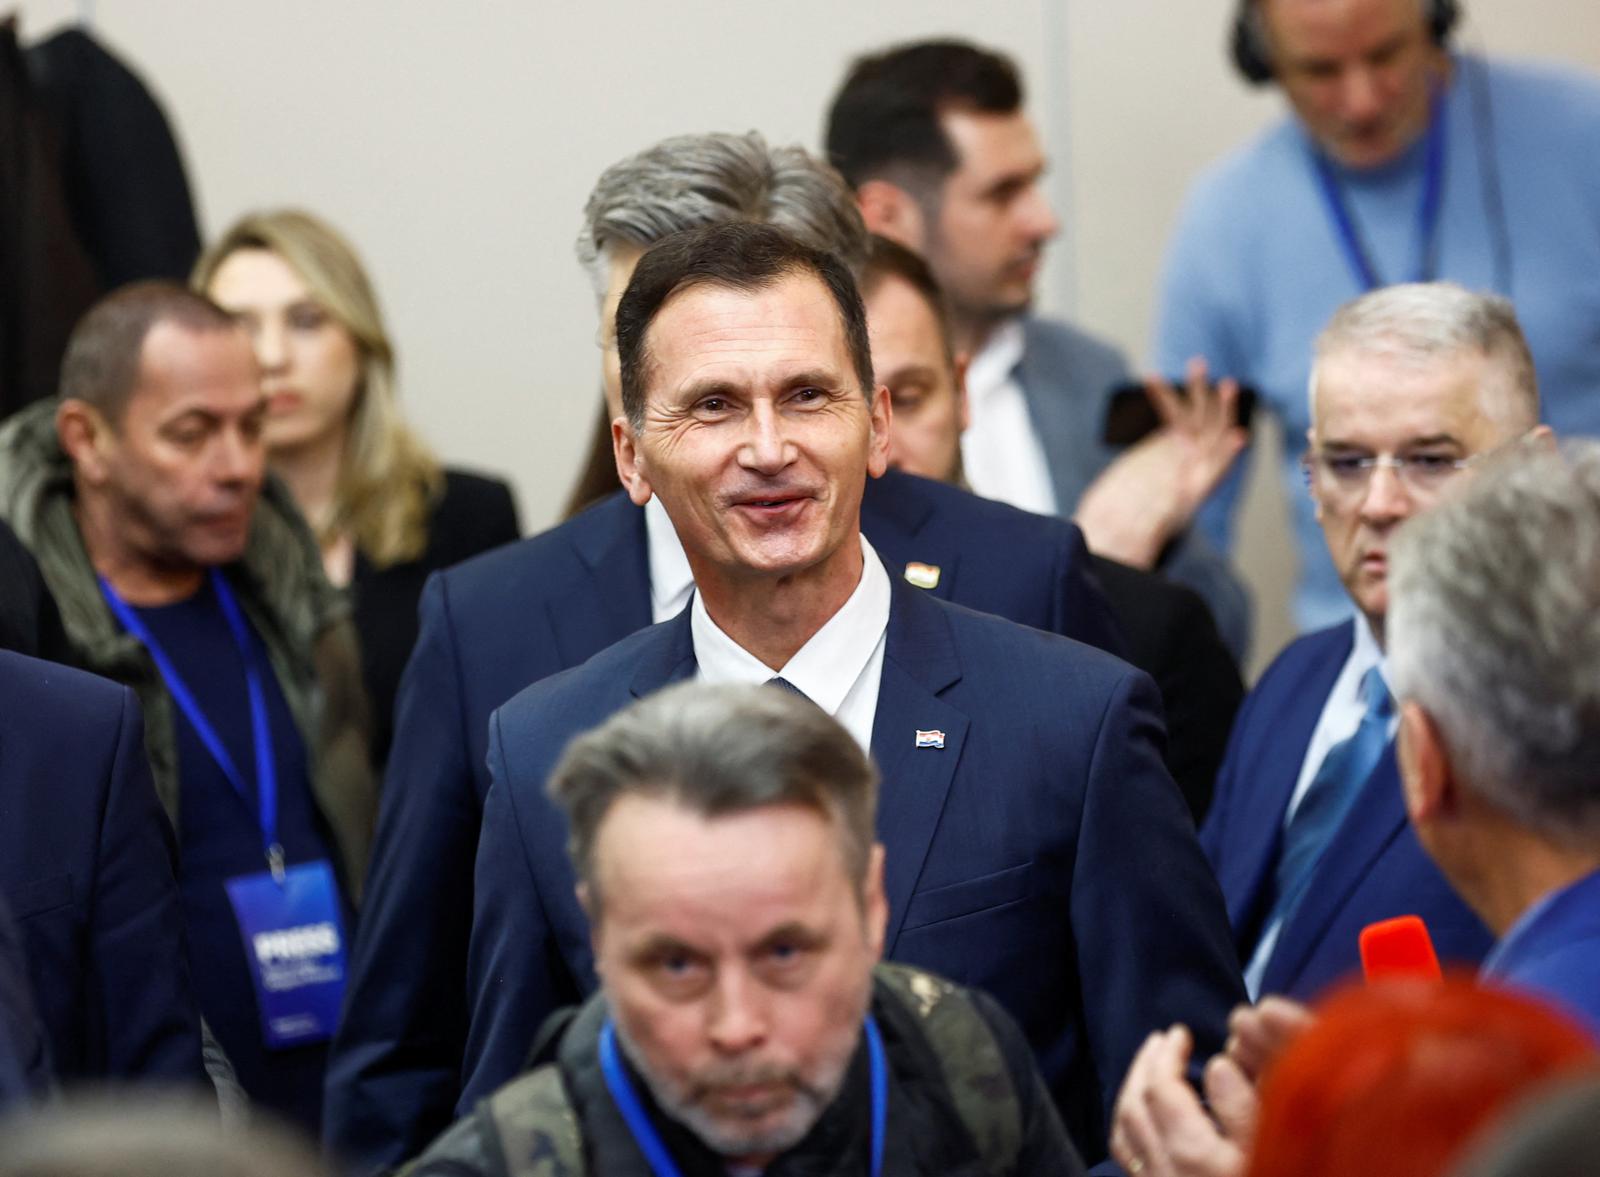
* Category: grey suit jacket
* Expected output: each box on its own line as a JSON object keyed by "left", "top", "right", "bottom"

{"left": 1016, "top": 315, "right": 1251, "bottom": 659}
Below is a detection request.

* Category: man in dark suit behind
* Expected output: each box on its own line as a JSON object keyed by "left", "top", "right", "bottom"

{"left": 1201, "top": 283, "right": 1543, "bottom": 1006}
{"left": 324, "top": 131, "right": 1133, "bottom": 1171}
{"left": 460, "top": 222, "right": 1244, "bottom": 1164}
{"left": 0, "top": 649, "right": 207, "bottom": 1088}
{"left": 856, "top": 233, "right": 1244, "bottom": 821}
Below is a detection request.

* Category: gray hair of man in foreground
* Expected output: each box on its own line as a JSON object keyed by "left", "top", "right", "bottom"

{"left": 547, "top": 682, "right": 880, "bottom": 910}
{"left": 574, "top": 130, "right": 869, "bottom": 295}
{"left": 1388, "top": 440, "right": 1600, "bottom": 845}
{"left": 0, "top": 1094, "right": 330, "bottom": 1177}
{"left": 1453, "top": 1075, "right": 1600, "bottom": 1177}
{"left": 1309, "top": 281, "right": 1540, "bottom": 426}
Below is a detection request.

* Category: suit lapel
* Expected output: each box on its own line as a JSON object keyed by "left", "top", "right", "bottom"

{"left": 1014, "top": 319, "right": 1078, "bottom": 513}
{"left": 549, "top": 492, "right": 652, "bottom": 666}
{"left": 1261, "top": 746, "right": 1408, "bottom": 995}
{"left": 1219, "top": 625, "right": 1353, "bottom": 939}
{"left": 860, "top": 471, "right": 963, "bottom": 604}
{"left": 629, "top": 608, "right": 698, "bottom": 698}
{"left": 870, "top": 582, "right": 969, "bottom": 953}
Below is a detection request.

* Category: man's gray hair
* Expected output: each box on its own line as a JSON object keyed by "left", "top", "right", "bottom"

{"left": 1388, "top": 441, "right": 1600, "bottom": 844}
{"left": 575, "top": 131, "right": 869, "bottom": 296}
{"left": 1309, "top": 282, "right": 1540, "bottom": 428}
{"left": 548, "top": 682, "right": 879, "bottom": 906}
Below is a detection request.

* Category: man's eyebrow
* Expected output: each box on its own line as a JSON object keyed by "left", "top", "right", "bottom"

{"left": 752, "top": 921, "right": 828, "bottom": 953}
{"left": 880, "top": 362, "right": 941, "bottom": 385}
{"left": 980, "top": 162, "right": 1046, "bottom": 199}
{"left": 627, "top": 933, "right": 699, "bottom": 964}
{"left": 1320, "top": 433, "right": 1464, "bottom": 452}
{"left": 779, "top": 369, "right": 849, "bottom": 391}
{"left": 160, "top": 408, "right": 221, "bottom": 428}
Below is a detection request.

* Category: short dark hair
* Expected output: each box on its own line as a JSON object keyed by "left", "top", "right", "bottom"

{"left": 59, "top": 281, "right": 239, "bottom": 424}
{"left": 825, "top": 39, "right": 1024, "bottom": 197}
{"left": 615, "top": 221, "right": 875, "bottom": 430}
{"left": 860, "top": 234, "right": 957, "bottom": 368}
{"left": 548, "top": 682, "right": 879, "bottom": 910}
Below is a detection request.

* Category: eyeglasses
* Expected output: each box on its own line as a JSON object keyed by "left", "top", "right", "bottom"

{"left": 1302, "top": 450, "right": 1484, "bottom": 501}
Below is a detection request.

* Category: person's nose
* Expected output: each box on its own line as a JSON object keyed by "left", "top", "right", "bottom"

{"left": 706, "top": 968, "right": 769, "bottom": 1056}
{"left": 1359, "top": 459, "right": 1414, "bottom": 526}
{"left": 213, "top": 426, "right": 264, "bottom": 489}
{"left": 254, "top": 317, "right": 288, "bottom": 376}
{"left": 737, "top": 399, "right": 797, "bottom": 476}
{"left": 1017, "top": 183, "right": 1059, "bottom": 245}
{"left": 1339, "top": 64, "right": 1385, "bottom": 127}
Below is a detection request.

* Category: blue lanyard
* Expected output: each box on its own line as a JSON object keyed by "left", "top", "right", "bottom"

{"left": 1312, "top": 87, "right": 1447, "bottom": 292}
{"left": 598, "top": 1014, "right": 888, "bottom": 1177}
{"left": 98, "top": 568, "right": 283, "bottom": 879}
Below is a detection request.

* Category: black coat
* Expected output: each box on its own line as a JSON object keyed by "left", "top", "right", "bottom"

{"left": 0, "top": 517, "right": 69, "bottom": 663}
{"left": 1088, "top": 555, "right": 1244, "bottom": 824}
{"left": 352, "top": 469, "right": 519, "bottom": 768}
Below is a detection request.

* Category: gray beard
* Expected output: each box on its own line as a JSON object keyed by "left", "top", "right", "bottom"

{"left": 609, "top": 1018, "right": 859, "bottom": 1163}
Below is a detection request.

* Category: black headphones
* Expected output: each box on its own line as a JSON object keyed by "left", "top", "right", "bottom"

{"left": 1231, "top": 0, "right": 1461, "bottom": 85}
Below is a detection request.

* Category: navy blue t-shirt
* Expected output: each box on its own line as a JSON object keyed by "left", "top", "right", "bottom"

{"left": 134, "top": 575, "right": 351, "bottom": 1133}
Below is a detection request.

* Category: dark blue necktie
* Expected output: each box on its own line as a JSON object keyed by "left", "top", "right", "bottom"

{"left": 765, "top": 676, "right": 812, "bottom": 704}
{"left": 1267, "top": 667, "right": 1394, "bottom": 932}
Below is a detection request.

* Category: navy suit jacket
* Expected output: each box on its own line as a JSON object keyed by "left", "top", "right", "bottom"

{"left": 0, "top": 650, "right": 207, "bottom": 1086}
{"left": 1200, "top": 622, "right": 1493, "bottom": 999}
{"left": 324, "top": 471, "right": 1130, "bottom": 1167}
{"left": 1481, "top": 868, "right": 1600, "bottom": 1039}
{"left": 461, "top": 576, "right": 1244, "bottom": 1161}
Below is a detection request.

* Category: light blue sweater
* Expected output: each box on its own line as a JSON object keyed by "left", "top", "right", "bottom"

{"left": 1155, "top": 54, "right": 1600, "bottom": 632}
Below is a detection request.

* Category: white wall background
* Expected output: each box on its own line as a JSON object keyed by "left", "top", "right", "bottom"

{"left": 19, "top": 0, "right": 1600, "bottom": 670}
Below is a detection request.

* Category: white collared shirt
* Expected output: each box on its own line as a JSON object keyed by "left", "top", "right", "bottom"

{"left": 644, "top": 496, "right": 695, "bottom": 623}
{"left": 959, "top": 318, "right": 1059, "bottom": 516}
{"left": 690, "top": 535, "right": 890, "bottom": 753}
{"left": 1244, "top": 613, "right": 1397, "bottom": 997}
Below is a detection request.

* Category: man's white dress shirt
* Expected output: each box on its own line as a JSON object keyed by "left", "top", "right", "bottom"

{"left": 959, "top": 318, "right": 1058, "bottom": 517}
{"left": 690, "top": 535, "right": 890, "bottom": 754}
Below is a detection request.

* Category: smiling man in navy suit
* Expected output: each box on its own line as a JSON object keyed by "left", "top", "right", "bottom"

{"left": 458, "top": 222, "right": 1242, "bottom": 1165}
{"left": 325, "top": 132, "right": 1131, "bottom": 1172}
{"left": 1201, "top": 282, "right": 1547, "bottom": 1005}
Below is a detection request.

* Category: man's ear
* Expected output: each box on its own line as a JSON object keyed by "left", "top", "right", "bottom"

{"left": 577, "top": 881, "right": 606, "bottom": 976}
{"left": 865, "top": 385, "right": 891, "bottom": 480}
{"left": 1304, "top": 426, "right": 1324, "bottom": 522}
{"left": 1398, "top": 700, "right": 1455, "bottom": 827}
{"left": 862, "top": 843, "right": 888, "bottom": 959}
{"left": 56, "top": 398, "right": 113, "bottom": 484}
{"left": 856, "top": 180, "right": 926, "bottom": 251}
{"left": 952, "top": 352, "right": 972, "bottom": 433}
{"left": 612, "top": 417, "right": 654, "bottom": 507}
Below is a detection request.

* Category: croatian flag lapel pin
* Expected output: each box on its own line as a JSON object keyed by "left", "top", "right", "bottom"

{"left": 915, "top": 729, "right": 946, "bottom": 749}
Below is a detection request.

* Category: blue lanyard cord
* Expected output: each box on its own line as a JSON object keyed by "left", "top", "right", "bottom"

{"left": 1312, "top": 86, "right": 1448, "bottom": 292}
{"left": 98, "top": 569, "right": 282, "bottom": 876}
{"left": 598, "top": 1015, "right": 888, "bottom": 1177}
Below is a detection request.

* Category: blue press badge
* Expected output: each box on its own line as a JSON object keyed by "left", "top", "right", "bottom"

{"left": 225, "top": 860, "right": 348, "bottom": 1050}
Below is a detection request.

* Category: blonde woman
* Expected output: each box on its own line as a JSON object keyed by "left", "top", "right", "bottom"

{"left": 195, "top": 210, "right": 519, "bottom": 767}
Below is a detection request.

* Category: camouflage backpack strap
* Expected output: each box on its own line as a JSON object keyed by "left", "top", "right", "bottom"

{"left": 876, "top": 962, "right": 1022, "bottom": 1174}
{"left": 483, "top": 1063, "right": 586, "bottom": 1177}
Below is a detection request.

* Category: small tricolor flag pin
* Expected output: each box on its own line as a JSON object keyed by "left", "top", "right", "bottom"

{"left": 915, "top": 729, "right": 946, "bottom": 749}
{"left": 904, "top": 562, "right": 941, "bottom": 590}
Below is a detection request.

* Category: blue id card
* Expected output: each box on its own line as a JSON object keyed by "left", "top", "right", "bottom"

{"left": 225, "top": 860, "right": 348, "bottom": 1050}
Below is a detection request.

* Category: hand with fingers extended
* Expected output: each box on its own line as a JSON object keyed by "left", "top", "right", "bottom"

{"left": 1075, "top": 357, "right": 1248, "bottom": 569}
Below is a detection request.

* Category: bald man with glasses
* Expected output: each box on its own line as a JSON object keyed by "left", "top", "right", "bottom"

{"left": 1201, "top": 281, "right": 1547, "bottom": 1004}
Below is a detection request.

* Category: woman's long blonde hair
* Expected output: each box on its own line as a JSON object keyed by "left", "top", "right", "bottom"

{"left": 193, "top": 209, "right": 441, "bottom": 567}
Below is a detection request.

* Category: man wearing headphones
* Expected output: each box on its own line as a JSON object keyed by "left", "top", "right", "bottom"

{"left": 1155, "top": 0, "right": 1600, "bottom": 635}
